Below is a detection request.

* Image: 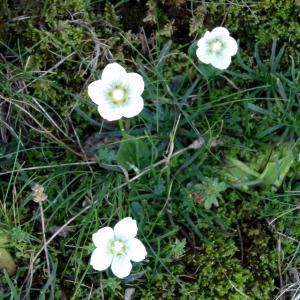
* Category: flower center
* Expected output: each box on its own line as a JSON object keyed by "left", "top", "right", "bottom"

{"left": 112, "top": 89, "right": 124, "bottom": 102}
{"left": 212, "top": 40, "right": 222, "bottom": 52}
{"left": 110, "top": 240, "right": 126, "bottom": 256}
{"left": 108, "top": 85, "right": 128, "bottom": 105}
{"left": 208, "top": 39, "right": 224, "bottom": 55}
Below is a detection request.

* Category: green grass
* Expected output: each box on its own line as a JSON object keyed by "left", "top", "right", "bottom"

{"left": 0, "top": 0, "right": 300, "bottom": 299}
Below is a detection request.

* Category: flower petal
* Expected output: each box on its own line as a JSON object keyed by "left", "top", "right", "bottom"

{"left": 111, "top": 255, "right": 132, "bottom": 279}
{"left": 114, "top": 217, "right": 137, "bottom": 240}
{"left": 92, "top": 227, "right": 114, "bottom": 248}
{"left": 211, "top": 27, "right": 230, "bottom": 38}
{"left": 211, "top": 54, "right": 231, "bottom": 70}
{"left": 196, "top": 47, "right": 212, "bottom": 65}
{"left": 88, "top": 80, "right": 108, "bottom": 106}
{"left": 90, "top": 247, "right": 113, "bottom": 271}
{"left": 226, "top": 36, "right": 238, "bottom": 56}
{"left": 127, "top": 238, "right": 147, "bottom": 262}
{"left": 122, "top": 96, "right": 144, "bottom": 119}
{"left": 197, "top": 31, "right": 210, "bottom": 47}
{"left": 125, "top": 73, "right": 144, "bottom": 96}
{"left": 101, "top": 63, "right": 127, "bottom": 82}
{"left": 97, "top": 104, "right": 123, "bottom": 121}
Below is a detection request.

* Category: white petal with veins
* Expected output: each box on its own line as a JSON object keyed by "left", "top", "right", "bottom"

{"left": 111, "top": 256, "right": 132, "bottom": 279}
{"left": 90, "top": 247, "right": 113, "bottom": 271}
{"left": 101, "top": 63, "right": 127, "bottom": 82}
{"left": 114, "top": 217, "right": 137, "bottom": 240}
{"left": 127, "top": 238, "right": 147, "bottom": 262}
{"left": 92, "top": 227, "right": 114, "bottom": 248}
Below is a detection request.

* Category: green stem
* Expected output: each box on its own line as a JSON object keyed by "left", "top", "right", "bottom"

{"left": 118, "top": 118, "right": 128, "bottom": 139}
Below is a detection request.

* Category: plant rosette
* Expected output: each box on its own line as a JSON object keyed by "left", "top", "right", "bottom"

{"left": 88, "top": 63, "right": 144, "bottom": 121}
{"left": 196, "top": 27, "right": 238, "bottom": 70}
{"left": 90, "top": 217, "right": 147, "bottom": 279}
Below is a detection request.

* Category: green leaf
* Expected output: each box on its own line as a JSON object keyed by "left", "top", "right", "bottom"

{"left": 222, "top": 157, "right": 260, "bottom": 190}
{"left": 3, "top": 269, "right": 20, "bottom": 298}
{"left": 117, "top": 136, "right": 151, "bottom": 171}
{"left": 247, "top": 103, "right": 274, "bottom": 116}
{"left": 0, "top": 248, "right": 16, "bottom": 275}
{"left": 198, "top": 61, "right": 224, "bottom": 79}
{"left": 131, "top": 201, "right": 144, "bottom": 219}
{"left": 191, "top": 178, "right": 227, "bottom": 209}
{"left": 96, "top": 148, "right": 116, "bottom": 164}
{"left": 157, "top": 40, "right": 172, "bottom": 69}
{"left": 203, "top": 179, "right": 227, "bottom": 209}
{"left": 226, "top": 157, "right": 260, "bottom": 179}
{"left": 259, "top": 153, "right": 294, "bottom": 188}
{"left": 0, "top": 230, "right": 9, "bottom": 247}
{"left": 170, "top": 239, "right": 186, "bottom": 259}
{"left": 187, "top": 41, "right": 198, "bottom": 60}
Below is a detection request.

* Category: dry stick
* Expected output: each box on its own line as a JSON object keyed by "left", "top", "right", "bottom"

{"left": 39, "top": 203, "right": 51, "bottom": 276}
{"left": 39, "top": 202, "right": 53, "bottom": 297}
{"left": 99, "top": 273, "right": 105, "bottom": 300}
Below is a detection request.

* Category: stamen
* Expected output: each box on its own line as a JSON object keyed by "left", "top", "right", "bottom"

{"left": 110, "top": 240, "right": 126, "bottom": 256}
{"left": 212, "top": 40, "right": 222, "bottom": 52}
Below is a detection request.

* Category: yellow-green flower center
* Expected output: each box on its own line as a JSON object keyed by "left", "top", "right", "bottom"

{"left": 208, "top": 39, "right": 224, "bottom": 55}
{"left": 108, "top": 84, "right": 128, "bottom": 105}
{"left": 212, "top": 40, "right": 222, "bottom": 52}
{"left": 110, "top": 240, "right": 126, "bottom": 256}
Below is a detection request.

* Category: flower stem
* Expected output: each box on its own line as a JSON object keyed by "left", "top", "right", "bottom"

{"left": 118, "top": 119, "right": 128, "bottom": 139}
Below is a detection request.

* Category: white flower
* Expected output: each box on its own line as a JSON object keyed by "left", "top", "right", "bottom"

{"left": 87, "top": 63, "right": 144, "bottom": 121}
{"left": 196, "top": 27, "right": 238, "bottom": 70}
{"left": 90, "top": 217, "right": 147, "bottom": 279}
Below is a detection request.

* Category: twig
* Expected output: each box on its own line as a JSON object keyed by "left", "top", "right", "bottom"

{"left": 39, "top": 202, "right": 54, "bottom": 298}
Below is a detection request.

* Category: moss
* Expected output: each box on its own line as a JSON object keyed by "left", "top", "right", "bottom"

{"left": 132, "top": 229, "right": 276, "bottom": 299}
